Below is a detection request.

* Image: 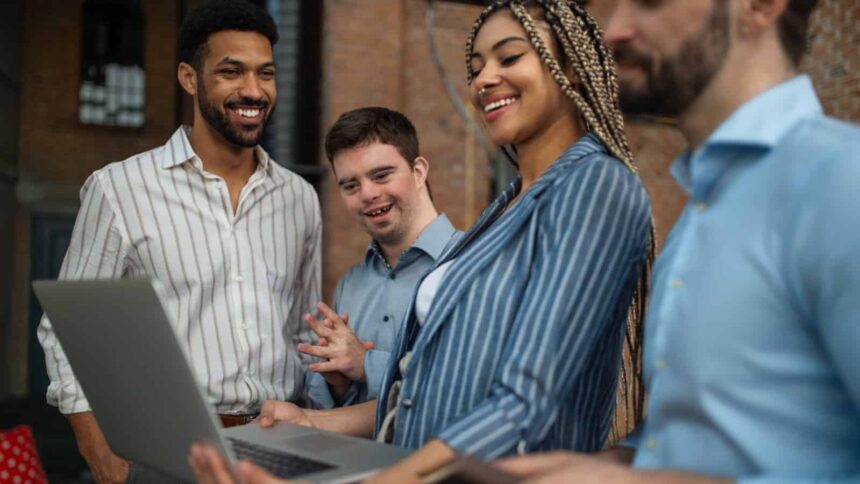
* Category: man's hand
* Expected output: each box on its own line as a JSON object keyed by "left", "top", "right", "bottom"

{"left": 298, "top": 302, "right": 375, "bottom": 382}
{"left": 67, "top": 412, "right": 130, "bottom": 484}
{"left": 497, "top": 451, "right": 733, "bottom": 484}
{"left": 189, "top": 444, "right": 288, "bottom": 484}
{"left": 257, "top": 400, "right": 316, "bottom": 429}
{"left": 497, "top": 452, "right": 629, "bottom": 483}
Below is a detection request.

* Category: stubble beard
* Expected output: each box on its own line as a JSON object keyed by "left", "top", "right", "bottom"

{"left": 197, "top": 79, "right": 271, "bottom": 148}
{"left": 616, "top": 0, "right": 730, "bottom": 117}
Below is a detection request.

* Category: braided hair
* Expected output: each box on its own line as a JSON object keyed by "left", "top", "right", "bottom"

{"left": 466, "top": 0, "right": 657, "bottom": 444}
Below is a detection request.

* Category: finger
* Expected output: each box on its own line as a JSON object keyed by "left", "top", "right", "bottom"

{"left": 303, "top": 313, "right": 334, "bottom": 338}
{"left": 495, "top": 452, "right": 576, "bottom": 477}
{"left": 235, "top": 460, "right": 290, "bottom": 484}
{"left": 317, "top": 336, "right": 329, "bottom": 346}
{"left": 317, "top": 302, "right": 346, "bottom": 328}
{"left": 189, "top": 444, "right": 236, "bottom": 484}
{"left": 323, "top": 318, "right": 334, "bottom": 329}
{"left": 361, "top": 340, "right": 375, "bottom": 350}
{"left": 308, "top": 359, "right": 347, "bottom": 374}
{"left": 341, "top": 313, "right": 349, "bottom": 325}
{"left": 257, "top": 401, "right": 278, "bottom": 428}
{"left": 297, "top": 343, "right": 335, "bottom": 359}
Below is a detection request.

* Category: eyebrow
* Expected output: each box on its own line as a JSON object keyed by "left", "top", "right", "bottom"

{"left": 469, "top": 36, "right": 529, "bottom": 59}
{"left": 215, "top": 57, "right": 276, "bottom": 69}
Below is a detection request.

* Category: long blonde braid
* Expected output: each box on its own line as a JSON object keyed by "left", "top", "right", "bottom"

{"left": 466, "top": 0, "right": 657, "bottom": 444}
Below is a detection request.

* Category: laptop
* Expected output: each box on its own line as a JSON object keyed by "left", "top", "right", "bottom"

{"left": 33, "top": 278, "right": 411, "bottom": 483}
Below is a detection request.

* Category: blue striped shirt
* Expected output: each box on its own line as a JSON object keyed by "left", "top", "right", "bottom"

{"left": 374, "top": 134, "right": 651, "bottom": 457}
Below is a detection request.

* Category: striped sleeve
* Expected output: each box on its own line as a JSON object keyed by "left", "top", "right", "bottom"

{"left": 437, "top": 156, "right": 651, "bottom": 456}
{"left": 291, "top": 184, "right": 322, "bottom": 366}
{"left": 36, "top": 171, "right": 130, "bottom": 414}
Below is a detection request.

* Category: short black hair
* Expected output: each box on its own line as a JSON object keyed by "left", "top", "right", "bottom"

{"left": 777, "top": 0, "right": 819, "bottom": 66}
{"left": 178, "top": 0, "right": 278, "bottom": 71}
{"left": 324, "top": 107, "right": 420, "bottom": 166}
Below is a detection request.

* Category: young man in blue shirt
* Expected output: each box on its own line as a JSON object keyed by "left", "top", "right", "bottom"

{"left": 301, "top": 107, "right": 458, "bottom": 409}
{"left": 501, "top": 0, "right": 860, "bottom": 482}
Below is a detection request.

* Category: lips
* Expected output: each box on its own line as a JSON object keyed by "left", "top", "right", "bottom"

{"left": 364, "top": 203, "right": 393, "bottom": 218}
{"left": 225, "top": 100, "right": 269, "bottom": 124}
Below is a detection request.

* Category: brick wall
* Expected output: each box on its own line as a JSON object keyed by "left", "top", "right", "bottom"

{"left": 320, "top": 0, "right": 859, "bottom": 298}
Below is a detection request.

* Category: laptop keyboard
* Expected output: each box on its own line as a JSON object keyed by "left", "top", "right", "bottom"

{"left": 228, "top": 438, "right": 337, "bottom": 479}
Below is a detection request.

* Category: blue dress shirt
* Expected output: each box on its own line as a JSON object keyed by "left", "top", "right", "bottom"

{"left": 376, "top": 134, "right": 652, "bottom": 457}
{"left": 306, "top": 214, "right": 458, "bottom": 408}
{"left": 632, "top": 76, "right": 860, "bottom": 483}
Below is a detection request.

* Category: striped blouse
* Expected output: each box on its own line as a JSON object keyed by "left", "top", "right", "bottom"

{"left": 37, "top": 127, "right": 322, "bottom": 415}
{"left": 374, "top": 134, "right": 651, "bottom": 457}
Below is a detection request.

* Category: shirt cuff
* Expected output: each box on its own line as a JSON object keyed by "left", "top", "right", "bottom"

{"left": 304, "top": 372, "right": 336, "bottom": 409}
{"left": 435, "top": 402, "right": 522, "bottom": 459}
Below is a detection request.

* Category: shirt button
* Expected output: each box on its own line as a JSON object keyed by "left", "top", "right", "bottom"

{"left": 694, "top": 202, "right": 707, "bottom": 212}
{"left": 389, "top": 273, "right": 396, "bottom": 280}
{"left": 655, "top": 358, "right": 668, "bottom": 370}
{"left": 401, "top": 398, "right": 413, "bottom": 409}
{"left": 671, "top": 278, "right": 683, "bottom": 288}
{"left": 383, "top": 316, "right": 389, "bottom": 322}
{"left": 646, "top": 438, "right": 657, "bottom": 449}
{"left": 232, "top": 274, "right": 244, "bottom": 283}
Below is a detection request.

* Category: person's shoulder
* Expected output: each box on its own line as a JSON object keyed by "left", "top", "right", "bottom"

{"left": 782, "top": 116, "right": 860, "bottom": 180}
{"left": 269, "top": 161, "right": 317, "bottom": 194}
{"left": 85, "top": 144, "right": 167, "bottom": 191}
{"left": 553, "top": 149, "right": 648, "bottom": 203}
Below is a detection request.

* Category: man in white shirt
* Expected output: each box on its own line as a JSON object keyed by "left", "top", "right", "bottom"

{"left": 36, "top": 1, "right": 321, "bottom": 482}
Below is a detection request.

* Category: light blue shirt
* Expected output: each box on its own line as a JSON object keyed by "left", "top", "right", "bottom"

{"left": 306, "top": 214, "right": 458, "bottom": 408}
{"left": 631, "top": 76, "right": 860, "bottom": 483}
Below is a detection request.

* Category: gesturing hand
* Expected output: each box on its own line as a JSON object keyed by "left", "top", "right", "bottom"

{"left": 298, "top": 302, "right": 375, "bottom": 382}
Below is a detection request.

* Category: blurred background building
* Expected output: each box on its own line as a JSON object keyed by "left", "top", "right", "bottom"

{"left": 0, "top": 0, "right": 856, "bottom": 480}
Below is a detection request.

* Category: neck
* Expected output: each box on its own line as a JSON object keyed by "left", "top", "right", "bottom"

{"left": 189, "top": 118, "right": 258, "bottom": 182}
{"left": 378, "top": 199, "right": 439, "bottom": 268}
{"left": 515, "top": 113, "right": 584, "bottom": 192}
{"left": 678, "top": 39, "right": 796, "bottom": 148}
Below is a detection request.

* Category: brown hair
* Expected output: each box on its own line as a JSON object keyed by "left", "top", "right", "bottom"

{"left": 778, "top": 0, "right": 819, "bottom": 66}
{"left": 324, "top": 107, "right": 420, "bottom": 167}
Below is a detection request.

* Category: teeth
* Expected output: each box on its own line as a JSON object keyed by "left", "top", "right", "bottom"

{"left": 484, "top": 97, "right": 517, "bottom": 113}
{"left": 237, "top": 108, "right": 260, "bottom": 118}
{"left": 367, "top": 205, "right": 392, "bottom": 216}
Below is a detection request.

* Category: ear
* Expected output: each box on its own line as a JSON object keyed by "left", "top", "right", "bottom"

{"left": 412, "top": 157, "right": 429, "bottom": 188}
{"left": 738, "top": 0, "right": 789, "bottom": 37}
{"left": 177, "top": 62, "right": 198, "bottom": 97}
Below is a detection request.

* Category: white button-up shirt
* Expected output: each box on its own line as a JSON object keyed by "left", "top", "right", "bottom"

{"left": 38, "top": 126, "right": 321, "bottom": 414}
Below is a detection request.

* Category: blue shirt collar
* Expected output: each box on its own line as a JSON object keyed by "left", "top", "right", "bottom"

{"left": 365, "top": 213, "right": 457, "bottom": 268}
{"left": 671, "top": 75, "right": 822, "bottom": 193}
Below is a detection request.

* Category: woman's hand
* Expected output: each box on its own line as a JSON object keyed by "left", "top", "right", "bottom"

{"left": 188, "top": 444, "right": 292, "bottom": 484}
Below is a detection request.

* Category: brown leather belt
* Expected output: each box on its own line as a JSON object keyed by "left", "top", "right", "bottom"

{"left": 218, "top": 414, "right": 258, "bottom": 428}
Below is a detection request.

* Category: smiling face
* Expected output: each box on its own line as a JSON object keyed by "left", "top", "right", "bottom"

{"left": 194, "top": 30, "right": 276, "bottom": 147}
{"left": 468, "top": 10, "right": 576, "bottom": 148}
{"left": 333, "top": 142, "right": 429, "bottom": 248}
{"left": 603, "top": 0, "right": 730, "bottom": 117}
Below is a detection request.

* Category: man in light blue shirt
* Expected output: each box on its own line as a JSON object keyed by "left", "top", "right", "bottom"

{"left": 302, "top": 107, "right": 458, "bottom": 408}
{"left": 501, "top": 0, "right": 859, "bottom": 482}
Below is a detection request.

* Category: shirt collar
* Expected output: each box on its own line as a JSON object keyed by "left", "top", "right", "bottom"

{"left": 672, "top": 75, "right": 822, "bottom": 192}
{"left": 161, "top": 125, "right": 273, "bottom": 172}
{"left": 364, "top": 213, "right": 457, "bottom": 267}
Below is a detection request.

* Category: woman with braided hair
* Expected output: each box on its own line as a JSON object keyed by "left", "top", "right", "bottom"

{"left": 189, "top": 1, "right": 653, "bottom": 482}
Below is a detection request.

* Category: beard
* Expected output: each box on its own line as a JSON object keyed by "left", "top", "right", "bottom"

{"left": 197, "top": 80, "right": 272, "bottom": 148}
{"left": 614, "top": 0, "right": 730, "bottom": 117}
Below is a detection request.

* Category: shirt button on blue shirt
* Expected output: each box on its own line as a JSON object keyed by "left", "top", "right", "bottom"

{"left": 671, "top": 278, "right": 684, "bottom": 288}
{"left": 401, "top": 398, "right": 413, "bottom": 409}
{"left": 383, "top": 315, "right": 389, "bottom": 322}
{"left": 389, "top": 272, "right": 396, "bottom": 280}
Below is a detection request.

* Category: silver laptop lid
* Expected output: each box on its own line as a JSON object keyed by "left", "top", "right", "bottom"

{"left": 33, "top": 278, "right": 235, "bottom": 481}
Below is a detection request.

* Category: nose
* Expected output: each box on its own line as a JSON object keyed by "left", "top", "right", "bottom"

{"left": 359, "top": 182, "right": 381, "bottom": 202}
{"left": 238, "top": 73, "right": 266, "bottom": 101}
{"left": 602, "top": 1, "right": 636, "bottom": 48}
{"left": 471, "top": 64, "right": 501, "bottom": 101}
